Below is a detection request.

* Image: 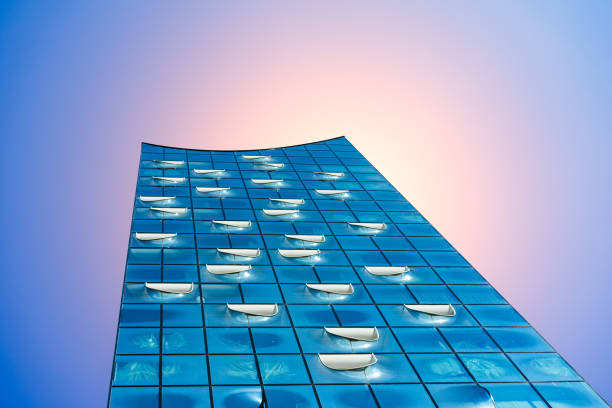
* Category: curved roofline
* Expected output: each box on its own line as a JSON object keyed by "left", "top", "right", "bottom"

{"left": 142, "top": 135, "right": 347, "bottom": 152}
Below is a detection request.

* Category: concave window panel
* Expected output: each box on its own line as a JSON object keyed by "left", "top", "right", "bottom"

{"left": 135, "top": 232, "right": 177, "bottom": 241}
{"left": 306, "top": 283, "right": 354, "bottom": 295}
{"left": 145, "top": 282, "right": 193, "bottom": 294}
{"left": 152, "top": 176, "right": 184, "bottom": 183}
{"left": 227, "top": 303, "right": 278, "bottom": 316}
{"left": 251, "top": 178, "right": 283, "bottom": 184}
{"left": 206, "top": 264, "right": 252, "bottom": 275}
{"left": 217, "top": 248, "right": 260, "bottom": 257}
{"left": 139, "top": 196, "right": 175, "bottom": 202}
{"left": 285, "top": 234, "right": 326, "bottom": 243}
{"left": 269, "top": 198, "right": 304, "bottom": 205}
{"left": 348, "top": 222, "right": 387, "bottom": 230}
{"left": 263, "top": 209, "right": 299, "bottom": 216}
{"left": 154, "top": 160, "right": 184, "bottom": 165}
{"left": 278, "top": 249, "right": 320, "bottom": 258}
{"left": 365, "top": 266, "right": 409, "bottom": 276}
{"left": 196, "top": 186, "right": 230, "bottom": 193}
{"left": 318, "top": 353, "right": 378, "bottom": 370}
{"left": 150, "top": 207, "right": 187, "bottom": 215}
{"left": 212, "top": 220, "right": 251, "bottom": 228}
{"left": 405, "top": 304, "right": 456, "bottom": 317}
{"left": 242, "top": 155, "right": 270, "bottom": 160}
{"left": 194, "top": 169, "right": 224, "bottom": 174}
{"left": 324, "top": 327, "right": 380, "bottom": 341}
{"left": 315, "top": 171, "right": 344, "bottom": 177}
{"left": 315, "top": 189, "right": 349, "bottom": 195}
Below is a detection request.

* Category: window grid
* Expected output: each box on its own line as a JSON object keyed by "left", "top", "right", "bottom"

{"left": 109, "top": 138, "right": 607, "bottom": 408}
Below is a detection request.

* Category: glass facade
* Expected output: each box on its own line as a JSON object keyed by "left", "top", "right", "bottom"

{"left": 109, "top": 137, "right": 608, "bottom": 408}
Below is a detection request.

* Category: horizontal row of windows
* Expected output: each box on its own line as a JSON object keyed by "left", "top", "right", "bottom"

{"left": 130, "top": 221, "right": 438, "bottom": 236}
{"left": 125, "top": 248, "right": 465, "bottom": 267}
{"left": 121, "top": 283, "right": 504, "bottom": 305}
{"left": 119, "top": 303, "right": 524, "bottom": 327}
{"left": 133, "top": 209, "right": 414, "bottom": 222}
{"left": 109, "top": 381, "right": 608, "bottom": 408}
{"left": 112, "top": 351, "right": 579, "bottom": 386}
{"left": 134, "top": 200, "right": 415, "bottom": 213}
{"left": 115, "top": 326, "right": 552, "bottom": 354}
{"left": 140, "top": 155, "right": 372, "bottom": 165}
{"left": 137, "top": 178, "right": 395, "bottom": 191}
{"left": 134, "top": 197, "right": 415, "bottom": 212}
{"left": 128, "top": 235, "right": 448, "bottom": 251}
{"left": 125, "top": 265, "right": 485, "bottom": 285}
{"left": 135, "top": 186, "right": 406, "bottom": 201}
{"left": 137, "top": 167, "right": 384, "bottom": 181}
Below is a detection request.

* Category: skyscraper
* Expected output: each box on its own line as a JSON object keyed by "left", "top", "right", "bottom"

{"left": 109, "top": 137, "right": 608, "bottom": 407}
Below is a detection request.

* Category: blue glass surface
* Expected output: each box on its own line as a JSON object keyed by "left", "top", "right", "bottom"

{"left": 372, "top": 384, "right": 435, "bottom": 408}
{"left": 534, "top": 382, "right": 609, "bottom": 408}
{"left": 440, "top": 328, "right": 499, "bottom": 352}
{"left": 258, "top": 354, "right": 310, "bottom": 384}
{"left": 113, "top": 355, "right": 159, "bottom": 385}
{"left": 264, "top": 385, "right": 319, "bottom": 408}
{"left": 163, "top": 327, "right": 205, "bottom": 353}
{"left": 316, "top": 384, "right": 377, "bottom": 408}
{"left": 116, "top": 328, "right": 160, "bottom": 354}
{"left": 110, "top": 387, "right": 159, "bottom": 408}
{"left": 162, "top": 355, "right": 208, "bottom": 385}
{"left": 110, "top": 139, "right": 600, "bottom": 407}
{"left": 393, "top": 327, "right": 451, "bottom": 352}
{"left": 208, "top": 354, "right": 258, "bottom": 385}
{"left": 409, "top": 354, "right": 472, "bottom": 382}
{"left": 206, "top": 328, "right": 252, "bottom": 354}
{"left": 509, "top": 353, "right": 581, "bottom": 382}
{"left": 161, "top": 387, "right": 211, "bottom": 408}
{"left": 252, "top": 327, "right": 300, "bottom": 353}
{"left": 459, "top": 353, "right": 525, "bottom": 382}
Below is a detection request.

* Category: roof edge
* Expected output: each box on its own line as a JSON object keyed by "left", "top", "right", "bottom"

{"left": 142, "top": 136, "right": 348, "bottom": 152}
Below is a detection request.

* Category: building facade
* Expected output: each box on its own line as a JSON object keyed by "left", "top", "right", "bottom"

{"left": 109, "top": 137, "right": 608, "bottom": 407}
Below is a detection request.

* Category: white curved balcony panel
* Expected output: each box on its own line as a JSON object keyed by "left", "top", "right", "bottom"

{"left": 278, "top": 249, "right": 320, "bottom": 258}
{"left": 150, "top": 207, "right": 188, "bottom": 215}
{"left": 364, "top": 266, "right": 409, "bottom": 276}
{"left": 217, "top": 248, "right": 260, "bottom": 257}
{"left": 315, "top": 189, "right": 349, "bottom": 195}
{"left": 227, "top": 303, "right": 278, "bottom": 317}
{"left": 212, "top": 220, "right": 251, "bottom": 228}
{"left": 154, "top": 160, "right": 184, "bottom": 165}
{"left": 194, "top": 169, "right": 224, "bottom": 174}
{"left": 263, "top": 209, "right": 299, "bottom": 216}
{"left": 314, "top": 171, "right": 344, "bottom": 177}
{"left": 318, "top": 354, "right": 377, "bottom": 371}
{"left": 306, "top": 283, "right": 354, "bottom": 295}
{"left": 135, "top": 232, "right": 177, "bottom": 241}
{"left": 242, "top": 155, "right": 269, "bottom": 160}
{"left": 348, "top": 222, "right": 387, "bottom": 230}
{"left": 196, "top": 187, "right": 230, "bottom": 193}
{"left": 258, "top": 162, "right": 284, "bottom": 168}
{"left": 145, "top": 282, "right": 193, "bottom": 294}
{"left": 285, "top": 234, "right": 325, "bottom": 243}
{"left": 139, "top": 196, "right": 175, "bottom": 202}
{"left": 206, "top": 264, "right": 252, "bottom": 275}
{"left": 251, "top": 179, "right": 283, "bottom": 184}
{"left": 269, "top": 198, "right": 305, "bottom": 205}
{"left": 324, "top": 327, "right": 379, "bottom": 342}
{"left": 404, "top": 304, "right": 456, "bottom": 317}
{"left": 153, "top": 176, "right": 184, "bottom": 183}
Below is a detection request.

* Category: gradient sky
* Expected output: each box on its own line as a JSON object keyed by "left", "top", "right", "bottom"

{"left": 1, "top": 1, "right": 611, "bottom": 406}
